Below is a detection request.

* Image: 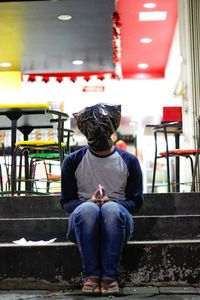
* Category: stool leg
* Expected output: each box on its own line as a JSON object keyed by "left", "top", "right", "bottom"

{"left": 17, "top": 149, "right": 23, "bottom": 195}
{"left": 0, "top": 165, "right": 3, "bottom": 192}
{"left": 152, "top": 132, "right": 158, "bottom": 193}
{"left": 163, "top": 128, "right": 171, "bottom": 192}
{"left": 191, "top": 151, "right": 200, "bottom": 191}
{"left": 165, "top": 155, "right": 171, "bottom": 192}
{"left": 152, "top": 156, "right": 157, "bottom": 193}
{"left": 11, "top": 148, "right": 18, "bottom": 195}
{"left": 191, "top": 155, "right": 197, "bottom": 192}
{"left": 191, "top": 118, "right": 200, "bottom": 191}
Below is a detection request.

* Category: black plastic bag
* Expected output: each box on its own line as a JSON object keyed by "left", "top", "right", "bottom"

{"left": 73, "top": 103, "right": 121, "bottom": 151}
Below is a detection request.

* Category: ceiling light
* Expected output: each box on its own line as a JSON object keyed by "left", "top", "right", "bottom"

{"left": 140, "top": 38, "right": 152, "bottom": 43}
{"left": 139, "top": 11, "right": 167, "bottom": 21}
{"left": 72, "top": 60, "right": 83, "bottom": 65}
{"left": 138, "top": 63, "right": 149, "bottom": 69}
{"left": 58, "top": 15, "right": 72, "bottom": 21}
{"left": 0, "top": 62, "right": 12, "bottom": 68}
{"left": 143, "top": 3, "right": 157, "bottom": 9}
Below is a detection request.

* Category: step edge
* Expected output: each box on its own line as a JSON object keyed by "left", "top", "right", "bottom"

{"left": 1, "top": 214, "right": 200, "bottom": 220}
{"left": 1, "top": 239, "right": 200, "bottom": 248}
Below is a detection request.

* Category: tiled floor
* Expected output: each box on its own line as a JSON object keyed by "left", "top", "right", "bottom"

{"left": 0, "top": 287, "right": 200, "bottom": 300}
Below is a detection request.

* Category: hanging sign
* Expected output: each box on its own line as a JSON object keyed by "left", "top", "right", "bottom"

{"left": 83, "top": 86, "right": 105, "bottom": 92}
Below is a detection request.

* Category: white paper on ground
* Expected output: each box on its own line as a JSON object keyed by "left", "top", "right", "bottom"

{"left": 12, "top": 237, "right": 57, "bottom": 245}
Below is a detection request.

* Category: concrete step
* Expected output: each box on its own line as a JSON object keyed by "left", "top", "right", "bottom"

{"left": 0, "top": 193, "right": 200, "bottom": 289}
{"left": 1, "top": 215, "right": 200, "bottom": 243}
{"left": 0, "top": 240, "right": 199, "bottom": 289}
{"left": 0, "top": 193, "right": 200, "bottom": 218}
{"left": 140, "top": 192, "right": 200, "bottom": 215}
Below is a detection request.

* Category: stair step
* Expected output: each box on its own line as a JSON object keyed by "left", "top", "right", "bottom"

{"left": 0, "top": 192, "right": 200, "bottom": 289}
{"left": 0, "top": 193, "right": 200, "bottom": 218}
{"left": 0, "top": 240, "right": 199, "bottom": 289}
{"left": 1, "top": 215, "right": 200, "bottom": 242}
{"left": 140, "top": 193, "right": 200, "bottom": 215}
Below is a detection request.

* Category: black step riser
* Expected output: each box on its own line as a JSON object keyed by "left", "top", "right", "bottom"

{"left": 0, "top": 216, "right": 200, "bottom": 242}
{"left": 0, "top": 193, "right": 200, "bottom": 218}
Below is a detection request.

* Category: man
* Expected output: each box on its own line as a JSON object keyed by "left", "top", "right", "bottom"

{"left": 60, "top": 103, "right": 143, "bottom": 296}
{"left": 111, "top": 130, "right": 128, "bottom": 151}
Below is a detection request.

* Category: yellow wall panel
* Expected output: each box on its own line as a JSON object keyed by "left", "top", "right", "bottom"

{"left": 0, "top": 71, "right": 21, "bottom": 101}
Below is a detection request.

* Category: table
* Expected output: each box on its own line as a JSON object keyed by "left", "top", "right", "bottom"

{"left": 0, "top": 103, "right": 55, "bottom": 195}
{"left": 145, "top": 122, "right": 182, "bottom": 192}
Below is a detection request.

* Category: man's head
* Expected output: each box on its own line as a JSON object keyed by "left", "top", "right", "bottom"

{"left": 73, "top": 103, "right": 121, "bottom": 151}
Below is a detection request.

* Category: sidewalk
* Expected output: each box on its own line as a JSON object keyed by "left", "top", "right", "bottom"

{"left": 0, "top": 287, "right": 199, "bottom": 300}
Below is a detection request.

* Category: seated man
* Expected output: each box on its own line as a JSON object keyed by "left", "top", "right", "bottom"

{"left": 60, "top": 103, "right": 143, "bottom": 296}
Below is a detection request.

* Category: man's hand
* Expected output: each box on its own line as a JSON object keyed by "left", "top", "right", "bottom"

{"left": 88, "top": 185, "right": 109, "bottom": 207}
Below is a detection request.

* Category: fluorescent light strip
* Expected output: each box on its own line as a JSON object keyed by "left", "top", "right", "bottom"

{"left": 139, "top": 11, "right": 167, "bottom": 21}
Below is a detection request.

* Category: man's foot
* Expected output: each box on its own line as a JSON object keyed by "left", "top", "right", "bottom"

{"left": 101, "top": 279, "right": 120, "bottom": 296}
{"left": 82, "top": 277, "right": 101, "bottom": 295}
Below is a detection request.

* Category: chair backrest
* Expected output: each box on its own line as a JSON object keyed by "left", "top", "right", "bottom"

{"left": 48, "top": 109, "right": 76, "bottom": 161}
{"left": 162, "top": 106, "right": 182, "bottom": 123}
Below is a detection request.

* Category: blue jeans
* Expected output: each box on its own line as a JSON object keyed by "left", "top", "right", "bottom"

{"left": 67, "top": 201, "right": 134, "bottom": 280}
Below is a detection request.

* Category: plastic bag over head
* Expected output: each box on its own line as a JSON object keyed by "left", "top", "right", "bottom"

{"left": 73, "top": 103, "right": 121, "bottom": 151}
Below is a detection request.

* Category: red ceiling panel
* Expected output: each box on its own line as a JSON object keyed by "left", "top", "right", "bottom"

{"left": 116, "top": 0, "right": 178, "bottom": 79}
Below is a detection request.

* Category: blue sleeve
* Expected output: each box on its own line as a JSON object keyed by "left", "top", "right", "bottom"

{"left": 60, "top": 148, "right": 87, "bottom": 214}
{"left": 114, "top": 149, "right": 143, "bottom": 214}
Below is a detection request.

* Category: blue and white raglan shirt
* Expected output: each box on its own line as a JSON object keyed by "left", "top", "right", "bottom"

{"left": 60, "top": 146, "right": 143, "bottom": 215}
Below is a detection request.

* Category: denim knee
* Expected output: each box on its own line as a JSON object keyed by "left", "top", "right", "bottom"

{"left": 101, "top": 201, "right": 123, "bottom": 221}
{"left": 75, "top": 201, "right": 100, "bottom": 225}
{"left": 100, "top": 201, "right": 133, "bottom": 240}
{"left": 67, "top": 202, "right": 100, "bottom": 242}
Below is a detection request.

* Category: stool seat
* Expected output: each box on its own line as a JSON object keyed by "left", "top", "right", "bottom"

{"left": 159, "top": 149, "right": 199, "bottom": 156}
{"left": 16, "top": 140, "right": 65, "bottom": 148}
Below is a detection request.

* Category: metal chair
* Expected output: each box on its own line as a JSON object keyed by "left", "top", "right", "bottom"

{"left": 0, "top": 143, "right": 11, "bottom": 193}
{"left": 14, "top": 110, "right": 72, "bottom": 194}
{"left": 152, "top": 122, "right": 199, "bottom": 193}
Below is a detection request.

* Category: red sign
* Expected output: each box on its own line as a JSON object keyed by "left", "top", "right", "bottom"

{"left": 83, "top": 86, "right": 105, "bottom": 92}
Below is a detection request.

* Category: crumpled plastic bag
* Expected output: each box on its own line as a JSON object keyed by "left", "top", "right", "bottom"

{"left": 73, "top": 103, "right": 121, "bottom": 151}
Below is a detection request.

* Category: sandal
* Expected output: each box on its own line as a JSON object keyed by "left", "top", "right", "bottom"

{"left": 82, "top": 277, "right": 101, "bottom": 295}
{"left": 101, "top": 279, "right": 120, "bottom": 296}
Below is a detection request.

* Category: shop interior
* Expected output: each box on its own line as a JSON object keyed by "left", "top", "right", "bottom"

{"left": 0, "top": 0, "right": 189, "bottom": 194}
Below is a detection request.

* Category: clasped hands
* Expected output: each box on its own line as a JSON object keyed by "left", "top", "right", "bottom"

{"left": 88, "top": 185, "right": 109, "bottom": 207}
